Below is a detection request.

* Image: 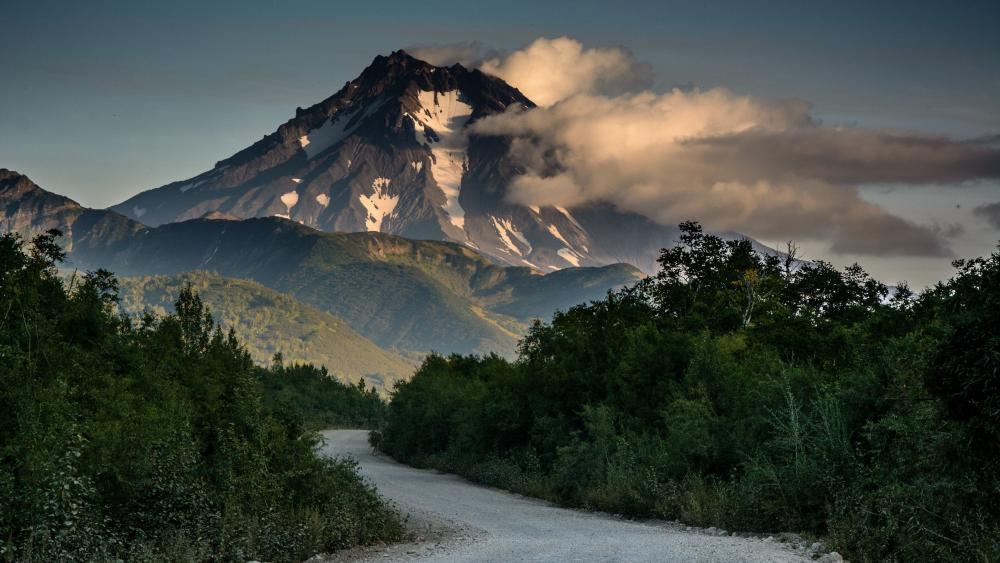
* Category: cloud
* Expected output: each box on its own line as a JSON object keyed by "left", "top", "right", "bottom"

{"left": 479, "top": 37, "right": 653, "bottom": 106}
{"left": 400, "top": 36, "right": 1000, "bottom": 257}
{"left": 406, "top": 41, "right": 502, "bottom": 68}
{"left": 688, "top": 130, "right": 1000, "bottom": 186}
{"left": 934, "top": 222, "right": 966, "bottom": 239}
{"left": 472, "top": 88, "right": 1000, "bottom": 257}
{"left": 974, "top": 202, "right": 1000, "bottom": 229}
{"left": 410, "top": 37, "right": 653, "bottom": 106}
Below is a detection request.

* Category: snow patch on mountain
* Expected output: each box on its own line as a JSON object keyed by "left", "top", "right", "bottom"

{"left": 360, "top": 177, "right": 398, "bottom": 232}
{"left": 280, "top": 191, "right": 299, "bottom": 213}
{"left": 203, "top": 243, "right": 220, "bottom": 265}
{"left": 411, "top": 161, "right": 423, "bottom": 173}
{"left": 556, "top": 206, "right": 585, "bottom": 231}
{"left": 491, "top": 216, "right": 531, "bottom": 256}
{"left": 291, "top": 178, "right": 303, "bottom": 184}
{"left": 178, "top": 177, "right": 210, "bottom": 193}
{"left": 300, "top": 97, "right": 388, "bottom": 159}
{"left": 504, "top": 218, "right": 531, "bottom": 252}
{"left": 547, "top": 224, "right": 571, "bottom": 246}
{"left": 407, "top": 90, "right": 472, "bottom": 230}
{"left": 558, "top": 248, "right": 582, "bottom": 266}
{"left": 316, "top": 193, "right": 330, "bottom": 207}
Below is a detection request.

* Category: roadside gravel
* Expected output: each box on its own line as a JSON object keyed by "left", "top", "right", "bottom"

{"left": 318, "top": 430, "right": 820, "bottom": 563}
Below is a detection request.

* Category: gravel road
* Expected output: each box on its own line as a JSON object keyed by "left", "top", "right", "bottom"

{"left": 319, "top": 430, "right": 811, "bottom": 563}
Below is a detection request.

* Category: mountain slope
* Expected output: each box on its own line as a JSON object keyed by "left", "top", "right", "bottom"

{"left": 0, "top": 169, "right": 144, "bottom": 264}
{"left": 3, "top": 172, "right": 643, "bottom": 357}
{"left": 117, "top": 271, "right": 416, "bottom": 388}
{"left": 76, "top": 215, "right": 643, "bottom": 355}
{"left": 110, "top": 51, "right": 681, "bottom": 273}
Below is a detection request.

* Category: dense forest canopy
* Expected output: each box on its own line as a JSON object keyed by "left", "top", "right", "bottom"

{"left": 383, "top": 222, "right": 1000, "bottom": 562}
{"left": 0, "top": 230, "right": 400, "bottom": 562}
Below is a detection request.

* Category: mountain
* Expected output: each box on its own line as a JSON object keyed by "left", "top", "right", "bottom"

{"left": 112, "top": 50, "right": 682, "bottom": 273}
{"left": 0, "top": 169, "right": 143, "bottom": 264}
{"left": 117, "top": 271, "right": 417, "bottom": 388}
{"left": 80, "top": 215, "right": 643, "bottom": 356}
{"left": 3, "top": 171, "right": 643, "bottom": 357}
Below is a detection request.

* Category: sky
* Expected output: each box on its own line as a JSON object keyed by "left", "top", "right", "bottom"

{"left": 1, "top": 0, "right": 999, "bottom": 287}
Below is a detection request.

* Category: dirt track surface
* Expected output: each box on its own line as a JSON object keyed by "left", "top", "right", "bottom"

{"left": 319, "top": 430, "right": 810, "bottom": 563}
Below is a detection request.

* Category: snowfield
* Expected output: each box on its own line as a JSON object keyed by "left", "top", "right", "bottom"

{"left": 360, "top": 177, "right": 398, "bottom": 231}
{"left": 300, "top": 97, "right": 389, "bottom": 159}
{"left": 407, "top": 90, "right": 473, "bottom": 230}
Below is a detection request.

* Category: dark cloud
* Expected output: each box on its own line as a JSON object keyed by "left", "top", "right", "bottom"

{"left": 829, "top": 214, "right": 952, "bottom": 257}
{"left": 689, "top": 130, "right": 1000, "bottom": 186}
{"left": 935, "top": 222, "right": 966, "bottom": 239}
{"left": 974, "top": 202, "right": 1000, "bottom": 229}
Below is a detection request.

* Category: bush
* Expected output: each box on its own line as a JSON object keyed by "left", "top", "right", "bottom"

{"left": 0, "top": 231, "right": 402, "bottom": 561}
{"left": 382, "top": 222, "right": 1000, "bottom": 562}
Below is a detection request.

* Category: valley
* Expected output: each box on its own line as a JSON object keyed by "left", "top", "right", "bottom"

{"left": 3, "top": 18, "right": 998, "bottom": 562}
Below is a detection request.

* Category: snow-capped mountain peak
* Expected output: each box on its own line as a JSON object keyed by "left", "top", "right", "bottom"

{"left": 111, "top": 50, "right": 680, "bottom": 273}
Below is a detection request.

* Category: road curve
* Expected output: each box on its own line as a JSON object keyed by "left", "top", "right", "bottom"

{"left": 320, "top": 430, "right": 809, "bottom": 563}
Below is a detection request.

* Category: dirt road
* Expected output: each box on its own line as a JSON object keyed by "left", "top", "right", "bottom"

{"left": 320, "top": 430, "right": 811, "bottom": 563}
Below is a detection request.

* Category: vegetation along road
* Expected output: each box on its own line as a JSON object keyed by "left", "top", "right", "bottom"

{"left": 320, "top": 430, "right": 813, "bottom": 563}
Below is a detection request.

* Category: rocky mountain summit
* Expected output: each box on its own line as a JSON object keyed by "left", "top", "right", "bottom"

{"left": 112, "top": 51, "right": 681, "bottom": 273}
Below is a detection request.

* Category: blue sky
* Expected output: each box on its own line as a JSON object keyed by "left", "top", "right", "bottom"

{"left": 2, "top": 0, "right": 998, "bottom": 285}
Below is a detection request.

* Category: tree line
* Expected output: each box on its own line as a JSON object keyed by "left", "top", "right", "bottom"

{"left": 382, "top": 221, "right": 1000, "bottom": 562}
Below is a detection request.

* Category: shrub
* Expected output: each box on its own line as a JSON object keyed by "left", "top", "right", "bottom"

{"left": 0, "top": 231, "right": 402, "bottom": 561}
{"left": 382, "top": 222, "right": 1000, "bottom": 562}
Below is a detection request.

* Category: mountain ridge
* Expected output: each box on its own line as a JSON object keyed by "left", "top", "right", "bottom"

{"left": 110, "top": 51, "right": 683, "bottom": 273}
{"left": 85, "top": 214, "right": 643, "bottom": 355}
{"left": 2, "top": 168, "right": 644, "bottom": 357}
{"left": 117, "top": 270, "right": 418, "bottom": 388}
{"left": 1, "top": 169, "right": 145, "bottom": 264}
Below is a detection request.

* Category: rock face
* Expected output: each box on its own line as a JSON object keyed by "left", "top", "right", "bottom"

{"left": 111, "top": 51, "right": 681, "bottom": 273}
{"left": 0, "top": 169, "right": 144, "bottom": 264}
{"left": 1, "top": 169, "right": 82, "bottom": 235}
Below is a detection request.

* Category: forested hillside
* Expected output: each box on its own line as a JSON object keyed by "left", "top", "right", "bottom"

{"left": 0, "top": 230, "right": 401, "bottom": 561}
{"left": 70, "top": 216, "right": 643, "bottom": 357}
{"left": 117, "top": 271, "right": 417, "bottom": 388}
{"left": 383, "top": 222, "right": 1000, "bottom": 562}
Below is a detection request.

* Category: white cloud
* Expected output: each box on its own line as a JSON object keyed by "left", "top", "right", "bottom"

{"left": 479, "top": 37, "right": 652, "bottom": 106}
{"left": 473, "top": 88, "right": 1000, "bottom": 257}
{"left": 411, "top": 36, "right": 1000, "bottom": 257}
